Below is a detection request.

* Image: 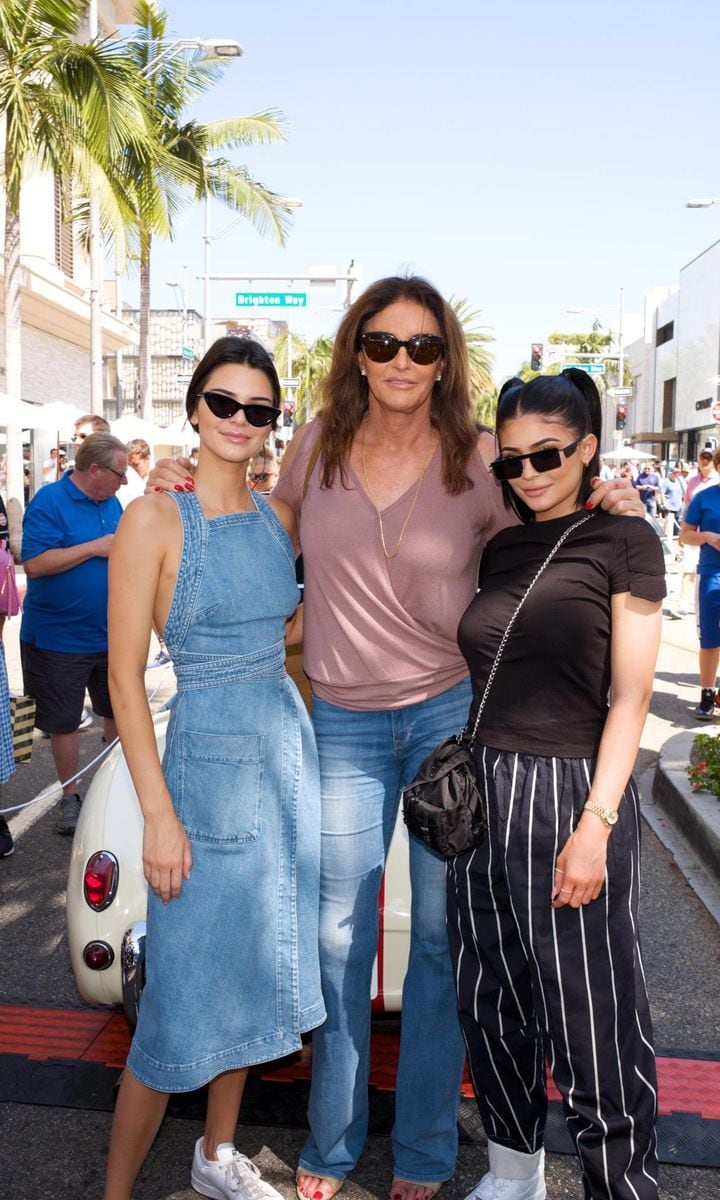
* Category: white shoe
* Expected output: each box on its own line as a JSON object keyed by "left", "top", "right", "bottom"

{"left": 463, "top": 1171, "right": 545, "bottom": 1200}
{"left": 464, "top": 1146, "right": 545, "bottom": 1200}
{"left": 191, "top": 1139, "right": 284, "bottom": 1200}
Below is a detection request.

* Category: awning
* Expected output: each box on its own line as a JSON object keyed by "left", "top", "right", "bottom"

{"left": 627, "top": 430, "right": 679, "bottom": 444}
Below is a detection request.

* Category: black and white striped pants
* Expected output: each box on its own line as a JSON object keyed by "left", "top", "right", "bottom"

{"left": 446, "top": 747, "right": 659, "bottom": 1200}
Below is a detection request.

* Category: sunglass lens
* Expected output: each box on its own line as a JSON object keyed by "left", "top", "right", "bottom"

{"left": 203, "top": 392, "right": 238, "bottom": 419}
{"left": 491, "top": 458, "right": 523, "bottom": 482}
{"left": 407, "top": 336, "right": 444, "bottom": 364}
{"left": 361, "top": 333, "right": 397, "bottom": 363}
{"left": 244, "top": 406, "right": 277, "bottom": 427}
{"left": 530, "top": 448, "right": 563, "bottom": 473}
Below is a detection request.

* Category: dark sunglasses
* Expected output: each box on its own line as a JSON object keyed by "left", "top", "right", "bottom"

{"left": 199, "top": 391, "right": 281, "bottom": 427}
{"left": 490, "top": 440, "right": 580, "bottom": 482}
{"left": 359, "top": 331, "right": 445, "bottom": 365}
{"left": 249, "top": 472, "right": 274, "bottom": 483}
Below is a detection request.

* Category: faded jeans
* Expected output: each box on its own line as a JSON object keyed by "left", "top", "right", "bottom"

{"left": 299, "top": 679, "right": 471, "bottom": 1183}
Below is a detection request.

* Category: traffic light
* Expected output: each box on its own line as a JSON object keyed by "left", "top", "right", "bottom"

{"left": 530, "top": 343, "right": 543, "bottom": 372}
{"left": 616, "top": 403, "right": 627, "bottom": 431}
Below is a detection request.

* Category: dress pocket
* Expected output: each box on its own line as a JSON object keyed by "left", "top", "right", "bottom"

{"left": 176, "top": 731, "right": 264, "bottom": 844}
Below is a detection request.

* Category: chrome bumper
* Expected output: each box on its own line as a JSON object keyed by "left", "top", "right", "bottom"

{"left": 120, "top": 921, "right": 146, "bottom": 1026}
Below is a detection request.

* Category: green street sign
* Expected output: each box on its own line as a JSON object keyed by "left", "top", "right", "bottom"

{"left": 181, "top": 346, "right": 194, "bottom": 360}
{"left": 235, "top": 292, "right": 307, "bottom": 308}
{"left": 564, "top": 361, "right": 605, "bottom": 375}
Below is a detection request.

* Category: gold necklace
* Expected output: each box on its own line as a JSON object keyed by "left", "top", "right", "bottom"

{"left": 360, "top": 419, "right": 435, "bottom": 559}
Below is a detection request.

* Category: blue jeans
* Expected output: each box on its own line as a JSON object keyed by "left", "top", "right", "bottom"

{"left": 299, "top": 679, "right": 471, "bottom": 1183}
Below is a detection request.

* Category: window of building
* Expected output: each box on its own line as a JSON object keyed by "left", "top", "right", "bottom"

{"left": 662, "top": 377, "right": 676, "bottom": 429}
{"left": 656, "top": 321, "right": 674, "bottom": 346}
{"left": 54, "top": 175, "right": 74, "bottom": 277}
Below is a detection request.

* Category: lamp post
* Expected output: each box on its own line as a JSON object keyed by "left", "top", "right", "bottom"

{"left": 202, "top": 196, "right": 304, "bottom": 351}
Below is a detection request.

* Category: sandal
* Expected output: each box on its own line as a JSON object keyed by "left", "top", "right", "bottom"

{"left": 295, "top": 1170, "right": 345, "bottom": 1200}
{"left": 390, "top": 1180, "right": 443, "bottom": 1200}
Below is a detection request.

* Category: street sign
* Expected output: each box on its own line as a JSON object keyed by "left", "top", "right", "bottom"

{"left": 564, "top": 362, "right": 605, "bottom": 375}
{"left": 609, "top": 386, "right": 633, "bottom": 396}
{"left": 181, "top": 346, "right": 194, "bottom": 360}
{"left": 711, "top": 398, "right": 720, "bottom": 423}
{"left": 280, "top": 377, "right": 301, "bottom": 387}
{"left": 235, "top": 292, "right": 307, "bottom": 307}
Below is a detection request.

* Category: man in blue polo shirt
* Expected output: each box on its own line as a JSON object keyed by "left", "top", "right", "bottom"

{"left": 683, "top": 477, "right": 720, "bottom": 720}
{"left": 21, "top": 433, "right": 128, "bottom": 833}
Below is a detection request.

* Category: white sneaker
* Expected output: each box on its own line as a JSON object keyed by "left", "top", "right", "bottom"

{"left": 191, "top": 1139, "right": 284, "bottom": 1200}
{"left": 464, "top": 1172, "right": 545, "bottom": 1200}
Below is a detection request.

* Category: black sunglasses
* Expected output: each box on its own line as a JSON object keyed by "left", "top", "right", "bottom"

{"left": 490, "top": 440, "right": 581, "bottom": 482}
{"left": 199, "top": 391, "right": 281, "bottom": 427}
{"left": 359, "top": 331, "right": 445, "bottom": 365}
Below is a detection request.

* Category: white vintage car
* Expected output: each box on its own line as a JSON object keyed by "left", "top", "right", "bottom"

{"left": 66, "top": 650, "right": 412, "bottom": 1023}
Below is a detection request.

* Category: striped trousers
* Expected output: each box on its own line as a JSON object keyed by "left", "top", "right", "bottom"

{"left": 446, "top": 747, "right": 659, "bottom": 1200}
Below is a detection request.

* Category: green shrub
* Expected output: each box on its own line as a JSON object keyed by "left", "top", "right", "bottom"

{"left": 687, "top": 733, "right": 720, "bottom": 798}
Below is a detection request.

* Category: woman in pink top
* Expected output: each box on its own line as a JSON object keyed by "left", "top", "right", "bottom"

{"left": 150, "top": 275, "right": 641, "bottom": 1200}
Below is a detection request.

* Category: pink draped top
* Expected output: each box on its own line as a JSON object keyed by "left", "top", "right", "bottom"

{"left": 274, "top": 421, "right": 513, "bottom": 710}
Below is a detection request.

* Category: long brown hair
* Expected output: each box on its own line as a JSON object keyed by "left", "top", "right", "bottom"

{"left": 310, "top": 275, "right": 477, "bottom": 494}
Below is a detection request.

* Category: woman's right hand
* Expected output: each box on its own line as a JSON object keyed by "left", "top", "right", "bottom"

{"left": 146, "top": 456, "right": 195, "bottom": 494}
{"left": 142, "top": 808, "right": 193, "bottom": 903}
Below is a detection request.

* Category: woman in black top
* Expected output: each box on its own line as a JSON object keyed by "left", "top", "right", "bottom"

{"left": 447, "top": 370, "right": 665, "bottom": 1200}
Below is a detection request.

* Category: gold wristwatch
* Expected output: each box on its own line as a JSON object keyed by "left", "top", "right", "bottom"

{"left": 583, "top": 801, "right": 618, "bottom": 828}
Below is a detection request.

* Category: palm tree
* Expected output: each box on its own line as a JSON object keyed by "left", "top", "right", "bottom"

{"left": 273, "top": 331, "right": 335, "bottom": 424}
{"left": 450, "top": 297, "right": 495, "bottom": 421}
{"left": 123, "top": 2, "right": 295, "bottom": 421}
{"left": 0, "top": 0, "right": 156, "bottom": 551}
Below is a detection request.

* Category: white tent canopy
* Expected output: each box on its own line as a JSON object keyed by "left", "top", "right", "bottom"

{"left": 601, "top": 446, "right": 656, "bottom": 462}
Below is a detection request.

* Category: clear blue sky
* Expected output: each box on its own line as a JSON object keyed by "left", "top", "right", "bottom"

{"left": 123, "top": 0, "right": 720, "bottom": 383}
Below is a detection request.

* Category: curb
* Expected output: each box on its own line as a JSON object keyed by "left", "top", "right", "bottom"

{"left": 653, "top": 729, "right": 720, "bottom": 880}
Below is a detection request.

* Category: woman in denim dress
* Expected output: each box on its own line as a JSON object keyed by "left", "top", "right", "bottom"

{"left": 103, "top": 338, "right": 324, "bottom": 1200}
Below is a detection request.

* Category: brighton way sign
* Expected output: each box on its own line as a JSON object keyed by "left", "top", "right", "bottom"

{"left": 235, "top": 292, "right": 307, "bottom": 308}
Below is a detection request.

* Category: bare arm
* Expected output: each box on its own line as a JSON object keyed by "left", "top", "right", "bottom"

{"left": 552, "top": 592, "right": 661, "bottom": 909}
{"left": 24, "top": 535, "right": 114, "bottom": 577}
{"left": 108, "top": 498, "right": 192, "bottom": 903}
{"left": 680, "top": 521, "right": 720, "bottom": 550}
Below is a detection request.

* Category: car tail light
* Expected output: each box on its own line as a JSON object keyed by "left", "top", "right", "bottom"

{"left": 83, "top": 851, "right": 119, "bottom": 911}
{"left": 83, "top": 941, "right": 114, "bottom": 970}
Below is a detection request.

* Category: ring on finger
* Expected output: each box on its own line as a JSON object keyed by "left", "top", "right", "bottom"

{"left": 559, "top": 887, "right": 573, "bottom": 894}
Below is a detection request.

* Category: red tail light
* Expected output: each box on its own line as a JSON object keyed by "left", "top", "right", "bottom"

{"left": 83, "top": 851, "right": 119, "bottom": 911}
{"left": 83, "top": 941, "right": 114, "bottom": 970}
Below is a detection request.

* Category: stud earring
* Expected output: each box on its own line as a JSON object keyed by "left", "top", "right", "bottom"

{"left": 436, "top": 374, "right": 442, "bottom": 382}
{"left": 360, "top": 369, "right": 366, "bottom": 377}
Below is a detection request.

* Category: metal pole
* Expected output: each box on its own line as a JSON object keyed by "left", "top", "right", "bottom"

{"left": 88, "top": 0, "right": 103, "bottom": 415}
{"left": 203, "top": 197, "right": 212, "bottom": 352}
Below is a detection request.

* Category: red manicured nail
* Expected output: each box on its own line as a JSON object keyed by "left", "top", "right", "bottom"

{"left": 583, "top": 500, "right": 593, "bottom": 510}
{"left": 314, "top": 1193, "right": 324, "bottom": 1198}
{"left": 185, "top": 477, "right": 194, "bottom": 485}
{"left": 184, "top": 482, "right": 195, "bottom": 491}
{"left": 153, "top": 486, "right": 162, "bottom": 492}
{"left": 174, "top": 484, "right": 184, "bottom": 491}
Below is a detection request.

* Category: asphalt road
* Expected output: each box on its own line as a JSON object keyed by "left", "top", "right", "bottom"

{"left": 1, "top": 610, "right": 719, "bottom": 1200}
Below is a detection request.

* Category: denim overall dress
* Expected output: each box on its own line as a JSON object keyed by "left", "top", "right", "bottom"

{"left": 126, "top": 490, "right": 325, "bottom": 1093}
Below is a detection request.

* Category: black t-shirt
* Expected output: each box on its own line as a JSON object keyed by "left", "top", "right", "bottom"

{"left": 457, "top": 510, "right": 666, "bottom": 758}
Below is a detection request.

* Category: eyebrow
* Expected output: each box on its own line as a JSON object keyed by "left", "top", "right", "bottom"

{"left": 206, "top": 388, "right": 275, "bottom": 404}
{"left": 499, "top": 436, "right": 564, "bottom": 453}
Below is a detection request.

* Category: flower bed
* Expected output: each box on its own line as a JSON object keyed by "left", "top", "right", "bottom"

{"left": 687, "top": 733, "right": 720, "bottom": 798}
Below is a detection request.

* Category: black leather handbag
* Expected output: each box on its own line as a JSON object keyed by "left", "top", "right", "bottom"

{"left": 402, "top": 514, "right": 592, "bottom": 857}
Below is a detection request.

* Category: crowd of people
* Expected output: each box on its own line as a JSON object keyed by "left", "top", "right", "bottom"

{"left": 2, "top": 271, "right": 713, "bottom": 1200}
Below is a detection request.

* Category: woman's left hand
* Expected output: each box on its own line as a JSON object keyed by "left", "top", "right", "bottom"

{"left": 585, "top": 476, "right": 644, "bottom": 517}
{"left": 551, "top": 819, "right": 609, "bottom": 908}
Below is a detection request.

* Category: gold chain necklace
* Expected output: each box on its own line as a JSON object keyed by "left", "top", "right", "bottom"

{"left": 360, "top": 419, "right": 435, "bottom": 559}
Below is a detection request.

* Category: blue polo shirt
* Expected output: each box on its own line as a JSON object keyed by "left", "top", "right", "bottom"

{"left": 686, "top": 483, "right": 720, "bottom": 576}
{"left": 20, "top": 471, "right": 122, "bottom": 652}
